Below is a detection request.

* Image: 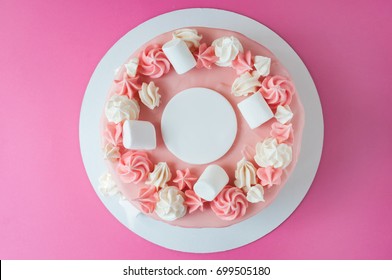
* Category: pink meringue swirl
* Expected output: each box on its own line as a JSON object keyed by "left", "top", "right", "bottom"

{"left": 259, "top": 75, "right": 295, "bottom": 110}
{"left": 257, "top": 166, "right": 283, "bottom": 188}
{"left": 231, "top": 50, "right": 253, "bottom": 75}
{"left": 113, "top": 72, "right": 141, "bottom": 99}
{"left": 137, "top": 185, "right": 158, "bottom": 214}
{"left": 211, "top": 186, "right": 248, "bottom": 221}
{"left": 184, "top": 190, "right": 204, "bottom": 213}
{"left": 117, "top": 151, "right": 153, "bottom": 183}
{"left": 195, "top": 43, "right": 218, "bottom": 69}
{"left": 138, "top": 45, "right": 170, "bottom": 78}
{"left": 104, "top": 122, "right": 122, "bottom": 146}
{"left": 173, "top": 168, "right": 197, "bottom": 191}
{"left": 270, "top": 122, "right": 294, "bottom": 144}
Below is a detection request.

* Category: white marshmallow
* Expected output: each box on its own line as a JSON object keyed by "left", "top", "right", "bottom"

{"left": 237, "top": 92, "right": 274, "bottom": 129}
{"left": 122, "top": 120, "right": 156, "bottom": 150}
{"left": 162, "top": 38, "right": 196, "bottom": 74}
{"left": 194, "top": 165, "right": 229, "bottom": 201}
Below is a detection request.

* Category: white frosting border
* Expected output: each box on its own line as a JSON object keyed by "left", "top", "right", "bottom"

{"left": 80, "top": 8, "right": 324, "bottom": 253}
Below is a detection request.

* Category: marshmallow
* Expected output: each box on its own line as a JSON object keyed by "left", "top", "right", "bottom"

{"left": 122, "top": 120, "right": 156, "bottom": 150}
{"left": 194, "top": 165, "right": 229, "bottom": 201}
{"left": 162, "top": 38, "right": 196, "bottom": 74}
{"left": 237, "top": 92, "right": 274, "bottom": 129}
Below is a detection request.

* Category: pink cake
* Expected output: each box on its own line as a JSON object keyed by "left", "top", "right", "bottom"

{"left": 99, "top": 27, "right": 304, "bottom": 228}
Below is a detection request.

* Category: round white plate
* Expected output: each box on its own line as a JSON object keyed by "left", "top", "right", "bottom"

{"left": 161, "top": 87, "right": 237, "bottom": 165}
{"left": 79, "top": 8, "right": 323, "bottom": 253}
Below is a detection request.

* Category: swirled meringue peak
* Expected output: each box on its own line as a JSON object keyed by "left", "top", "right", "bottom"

{"left": 246, "top": 184, "right": 265, "bottom": 203}
{"left": 211, "top": 186, "right": 248, "bottom": 221}
{"left": 104, "top": 122, "right": 122, "bottom": 146}
{"left": 232, "top": 50, "right": 253, "bottom": 75}
{"left": 137, "top": 185, "right": 158, "bottom": 214}
{"left": 155, "top": 186, "right": 187, "bottom": 221}
{"left": 184, "top": 189, "right": 204, "bottom": 213}
{"left": 260, "top": 75, "right": 295, "bottom": 110}
{"left": 254, "top": 55, "right": 271, "bottom": 77}
{"left": 117, "top": 151, "right": 153, "bottom": 183}
{"left": 212, "top": 36, "right": 243, "bottom": 67}
{"left": 275, "top": 105, "right": 293, "bottom": 124}
{"left": 254, "top": 138, "right": 292, "bottom": 169}
{"left": 105, "top": 95, "right": 140, "bottom": 124}
{"left": 103, "top": 143, "right": 120, "bottom": 161}
{"left": 257, "top": 166, "right": 283, "bottom": 188}
{"left": 146, "top": 162, "right": 172, "bottom": 189}
{"left": 195, "top": 43, "right": 218, "bottom": 69}
{"left": 173, "top": 168, "right": 197, "bottom": 191}
{"left": 234, "top": 158, "right": 257, "bottom": 190}
{"left": 99, "top": 172, "right": 118, "bottom": 196}
{"left": 232, "top": 71, "right": 261, "bottom": 97}
{"left": 172, "top": 28, "right": 202, "bottom": 49}
{"left": 124, "top": 57, "right": 139, "bottom": 77}
{"left": 138, "top": 45, "right": 170, "bottom": 78}
{"left": 138, "top": 81, "right": 161, "bottom": 110}
{"left": 271, "top": 122, "right": 294, "bottom": 144}
{"left": 113, "top": 72, "right": 141, "bottom": 99}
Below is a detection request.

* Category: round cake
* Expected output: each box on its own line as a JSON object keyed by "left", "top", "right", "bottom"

{"left": 99, "top": 27, "right": 304, "bottom": 228}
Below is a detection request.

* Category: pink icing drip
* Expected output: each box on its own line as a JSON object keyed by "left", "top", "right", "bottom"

{"left": 195, "top": 43, "right": 218, "bottom": 69}
{"left": 211, "top": 186, "right": 248, "bottom": 221}
{"left": 113, "top": 72, "right": 141, "bottom": 99}
{"left": 137, "top": 185, "right": 158, "bottom": 214}
{"left": 259, "top": 75, "right": 295, "bottom": 110}
{"left": 231, "top": 50, "right": 253, "bottom": 75}
{"left": 138, "top": 45, "right": 170, "bottom": 78}
{"left": 116, "top": 151, "right": 153, "bottom": 183}
{"left": 270, "top": 122, "right": 294, "bottom": 144}
{"left": 184, "top": 190, "right": 204, "bottom": 213}
{"left": 173, "top": 168, "right": 197, "bottom": 191}
{"left": 257, "top": 166, "right": 283, "bottom": 188}
{"left": 104, "top": 122, "right": 123, "bottom": 146}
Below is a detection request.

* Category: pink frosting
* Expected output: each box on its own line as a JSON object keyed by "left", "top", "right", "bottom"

{"left": 231, "top": 50, "right": 253, "bottom": 75}
{"left": 257, "top": 166, "right": 283, "bottom": 188}
{"left": 195, "top": 43, "right": 218, "bottom": 69}
{"left": 138, "top": 45, "right": 170, "bottom": 78}
{"left": 137, "top": 185, "right": 158, "bottom": 214}
{"left": 113, "top": 72, "right": 141, "bottom": 99}
{"left": 270, "top": 122, "right": 294, "bottom": 144}
{"left": 184, "top": 190, "right": 204, "bottom": 214}
{"left": 117, "top": 151, "right": 153, "bottom": 183}
{"left": 259, "top": 75, "right": 295, "bottom": 110}
{"left": 173, "top": 168, "right": 197, "bottom": 191}
{"left": 211, "top": 186, "right": 248, "bottom": 221}
{"left": 104, "top": 122, "right": 122, "bottom": 146}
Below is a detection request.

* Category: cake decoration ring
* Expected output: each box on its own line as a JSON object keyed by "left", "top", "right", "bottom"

{"left": 99, "top": 27, "right": 302, "bottom": 227}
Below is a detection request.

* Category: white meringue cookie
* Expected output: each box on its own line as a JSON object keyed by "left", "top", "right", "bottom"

{"left": 146, "top": 162, "right": 172, "bottom": 189}
{"left": 231, "top": 71, "right": 261, "bottom": 97}
{"left": 234, "top": 158, "right": 257, "bottom": 190}
{"left": 246, "top": 184, "right": 265, "bottom": 203}
{"left": 124, "top": 57, "right": 139, "bottom": 77}
{"left": 172, "top": 28, "right": 202, "bottom": 48}
{"left": 155, "top": 186, "right": 187, "bottom": 221}
{"left": 254, "top": 55, "right": 271, "bottom": 76}
{"left": 275, "top": 105, "right": 293, "bottom": 124}
{"left": 103, "top": 143, "right": 120, "bottom": 161}
{"left": 254, "top": 138, "right": 292, "bottom": 169}
{"left": 212, "top": 36, "right": 243, "bottom": 67}
{"left": 105, "top": 95, "right": 140, "bottom": 124}
{"left": 138, "top": 81, "right": 161, "bottom": 110}
{"left": 99, "top": 172, "right": 119, "bottom": 196}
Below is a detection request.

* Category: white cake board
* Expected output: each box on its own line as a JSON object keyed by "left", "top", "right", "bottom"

{"left": 79, "top": 8, "right": 324, "bottom": 253}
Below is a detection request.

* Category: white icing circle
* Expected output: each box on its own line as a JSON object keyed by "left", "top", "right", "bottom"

{"left": 161, "top": 87, "right": 237, "bottom": 164}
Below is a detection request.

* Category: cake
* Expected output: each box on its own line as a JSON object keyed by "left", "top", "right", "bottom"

{"left": 99, "top": 27, "right": 304, "bottom": 228}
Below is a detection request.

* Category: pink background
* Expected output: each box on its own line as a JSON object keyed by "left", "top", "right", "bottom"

{"left": 1, "top": 0, "right": 391, "bottom": 259}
